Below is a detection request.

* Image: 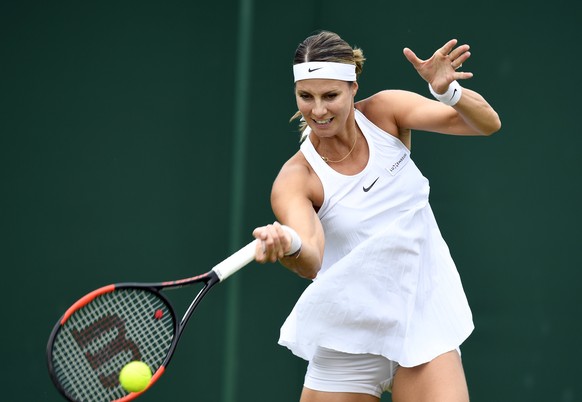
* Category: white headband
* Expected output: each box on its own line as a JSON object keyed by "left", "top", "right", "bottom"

{"left": 293, "top": 62, "right": 357, "bottom": 82}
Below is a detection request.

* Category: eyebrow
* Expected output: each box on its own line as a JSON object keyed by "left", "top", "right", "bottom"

{"left": 296, "top": 88, "right": 341, "bottom": 95}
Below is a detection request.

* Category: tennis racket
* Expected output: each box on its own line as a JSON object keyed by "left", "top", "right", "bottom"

{"left": 47, "top": 239, "right": 258, "bottom": 402}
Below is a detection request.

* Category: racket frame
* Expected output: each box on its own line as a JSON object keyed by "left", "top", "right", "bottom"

{"left": 47, "top": 240, "right": 257, "bottom": 402}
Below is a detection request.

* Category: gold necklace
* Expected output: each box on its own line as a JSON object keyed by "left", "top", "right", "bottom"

{"left": 321, "top": 133, "right": 358, "bottom": 163}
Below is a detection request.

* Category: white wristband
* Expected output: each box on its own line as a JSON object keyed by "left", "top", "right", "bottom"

{"left": 281, "top": 225, "right": 302, "bottom": 257}
{"left": 428, "top": 80, "right": 462, "bottom": 106}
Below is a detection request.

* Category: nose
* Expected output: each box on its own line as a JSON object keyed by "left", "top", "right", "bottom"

{"left": 312, "top": 100, "right": 327, "bottom": 118}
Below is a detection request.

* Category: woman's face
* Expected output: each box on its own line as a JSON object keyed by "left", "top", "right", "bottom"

{"left": 295, "top": 79, "right": 358, "bottom": 138}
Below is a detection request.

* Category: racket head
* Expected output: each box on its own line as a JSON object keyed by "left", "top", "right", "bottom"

{"left": 47, "top": 285, "right": 177, "bottom": 402}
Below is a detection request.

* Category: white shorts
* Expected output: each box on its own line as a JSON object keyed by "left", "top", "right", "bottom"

{"left": 304, "top": 347, "right": 399, "bottom": 398}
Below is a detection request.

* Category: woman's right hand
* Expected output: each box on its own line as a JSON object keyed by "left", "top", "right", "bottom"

{"left": 252, "top": 221, "right": 293, "bottom": 263}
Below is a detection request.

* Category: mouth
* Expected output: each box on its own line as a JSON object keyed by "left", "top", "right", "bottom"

{"left": 313, "top": 117, "right": 334, "bottom": 125}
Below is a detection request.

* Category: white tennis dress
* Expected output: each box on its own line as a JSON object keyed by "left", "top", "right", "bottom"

{"left": 278, "top": 109, "right": 474, "bottom": 368}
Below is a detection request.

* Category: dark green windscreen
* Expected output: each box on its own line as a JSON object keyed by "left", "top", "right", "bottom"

{"left": 1, "top": 1, "right": 579, "bottom": 401}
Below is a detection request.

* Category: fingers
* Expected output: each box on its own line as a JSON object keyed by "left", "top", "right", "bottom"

{"left": 449, "top": 43, "right": 469, "bottom": 60}
{"left": 439, "top": 40, "right": 473, "bottom": 80}
{"left": 454, "top": 71, "right": 474, "bottom": 80}
{"left": 254, "top": 239, "right": 266, "bottom": 261}
{"left": 252, "top": 222, "right": 289, "bottom": 263}
{"left": 449, "top": 46, "right": 471, "bottom": 70}
{"left": 434, "top": 39, "right": 469, "bottom": 62}
{"left": 450, "top": 51, "right": 473, "bottom": 81}
{"left": 405, "top": 40, "right": 471, "bottom": 70}
{"left": 402, "top": 47, "right": 421, "bottom": 67}
{"left": 438, "top": 38, "right": 458, "bottom": 56}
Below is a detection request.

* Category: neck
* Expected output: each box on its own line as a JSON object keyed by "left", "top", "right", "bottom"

{"left": 317, "top": 127, "right": 359, "bottom": 164}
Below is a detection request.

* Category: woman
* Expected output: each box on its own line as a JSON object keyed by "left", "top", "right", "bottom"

{"left": 252, "top": 31, "right": 501, "bottom": 402}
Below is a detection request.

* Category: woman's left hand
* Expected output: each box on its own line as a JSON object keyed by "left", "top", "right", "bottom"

{"left": 403, "top": 39, "right": 474, "bottom": 94}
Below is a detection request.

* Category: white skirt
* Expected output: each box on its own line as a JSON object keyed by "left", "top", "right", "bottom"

{"left": 278, "top": 204, "right": 474, "bottom": 368}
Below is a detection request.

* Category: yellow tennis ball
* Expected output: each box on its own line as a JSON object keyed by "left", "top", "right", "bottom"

{"left": 119, "top": 361, "right": 152, "bottom": 393}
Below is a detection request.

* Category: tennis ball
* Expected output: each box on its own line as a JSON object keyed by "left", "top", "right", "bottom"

{"left": 119, "top": 361, "right": 152, "bottom": 393}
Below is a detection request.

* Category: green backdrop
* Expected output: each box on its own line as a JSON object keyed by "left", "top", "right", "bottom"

{"left": 1, "top": 1, "right": 580, "bottom": 401}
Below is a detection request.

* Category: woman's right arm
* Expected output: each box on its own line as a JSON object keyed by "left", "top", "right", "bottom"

{"left": 252, "top": 157, "right": 325, "bottom": 279}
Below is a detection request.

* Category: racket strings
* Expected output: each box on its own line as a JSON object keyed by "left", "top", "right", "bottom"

{"left": 50, "top": 288, "right": 175, "bottom": 401}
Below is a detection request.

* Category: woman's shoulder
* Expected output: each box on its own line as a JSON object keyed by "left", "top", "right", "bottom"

{"left": 356, "top": 89, "right": 415, "bottom": 112}
{"left": 282, "top": 149, "right": 309, "bottom": 171}
{"left": 273, "top": 149, "right": 324, "bottom": 209}
{"left": 355, "top": 90, "right": 410, "bottom": 136}
{"left": 275, "top": 150, "right": 314, "bottom": 188}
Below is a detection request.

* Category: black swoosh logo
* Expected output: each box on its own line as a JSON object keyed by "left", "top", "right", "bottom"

{"left": 308, "top": 67, "right": 323, "bottom": 72}
{"left": 363, "top": 177, "right": 379, "bottom": 192}
{"left": 449, "top": 88, "right": 458, "bottom": 102}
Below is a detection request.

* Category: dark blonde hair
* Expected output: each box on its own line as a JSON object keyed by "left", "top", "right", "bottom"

{"left": 290, "top": 31, "right": 366, "bottom": 135}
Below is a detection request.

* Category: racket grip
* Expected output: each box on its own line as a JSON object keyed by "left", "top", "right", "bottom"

{"left": 212, "top": 239, "right": 258, "bottom": 281}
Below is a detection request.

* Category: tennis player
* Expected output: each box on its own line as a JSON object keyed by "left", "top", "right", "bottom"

{"left": 252, "top": 30, "right": 500, "bottom": 402}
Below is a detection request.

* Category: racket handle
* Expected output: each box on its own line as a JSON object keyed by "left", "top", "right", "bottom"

{"left": 212, "top": 239, "right": 258, "bottom": 281}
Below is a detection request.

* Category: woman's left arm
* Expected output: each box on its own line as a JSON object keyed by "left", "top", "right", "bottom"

{"left": 449, "top": 87, "right": 501, "bottom": 135}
